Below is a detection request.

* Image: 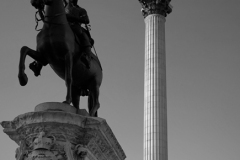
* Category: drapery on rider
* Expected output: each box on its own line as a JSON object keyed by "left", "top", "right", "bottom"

{"left": 30, "top": 0, "right": 94, "bottom": 76}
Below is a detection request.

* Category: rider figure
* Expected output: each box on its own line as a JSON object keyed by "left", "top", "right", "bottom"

{"left": 64, "top": 0, "right": 93, "bottom": 69}
{"left": 30, "top": 0, "right": 93, "bottom": 76}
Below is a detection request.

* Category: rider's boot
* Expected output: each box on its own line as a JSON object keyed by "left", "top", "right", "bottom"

{"left": 81, "top": 52, "right": 91, "bottom": 69}
{"left": 29, "top": 61, "right": 43, "bottom": 76}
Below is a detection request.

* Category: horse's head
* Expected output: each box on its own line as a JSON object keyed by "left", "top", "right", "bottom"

{"left": 31, "top": 0, "right": 53, "bottom": 9}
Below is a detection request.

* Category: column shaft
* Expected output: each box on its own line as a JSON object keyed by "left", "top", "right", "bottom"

{"left": 144, "top": 14, "right": 167, "bottom": 160}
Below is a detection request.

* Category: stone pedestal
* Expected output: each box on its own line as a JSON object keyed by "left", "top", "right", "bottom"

{"left": 1, "top": 102, "right": 126, "bottom": 160}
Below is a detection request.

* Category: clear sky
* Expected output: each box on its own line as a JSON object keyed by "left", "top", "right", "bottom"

{"left": 0, "top": 0, "right": 240, "bottom": 160}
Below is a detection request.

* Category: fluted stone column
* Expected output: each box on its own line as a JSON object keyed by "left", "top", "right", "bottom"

{"left": 138, "top": 1, "right": 172, "bottom": 160}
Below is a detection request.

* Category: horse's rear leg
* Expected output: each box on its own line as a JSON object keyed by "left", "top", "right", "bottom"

{"left": 18, "top": 46, "right": 47, "bottom": 86}
{"left": 89, "top": 85, "right": 100, "bottom": 117}
{"left": 72, "top": 87, "right": 80, "bottom": 110}
{"left": 88, "top": 94, "right": 94, "bottom": 116}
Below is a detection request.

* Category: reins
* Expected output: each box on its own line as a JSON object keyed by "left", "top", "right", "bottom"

{"left": 85, "top": 24, "right": 102, "bottom": 70}
{"left": 35, "top": 9, "right": 67, "bottom": 31}
{"left": 35, "top": 10, "right": 44, "bottom": 31}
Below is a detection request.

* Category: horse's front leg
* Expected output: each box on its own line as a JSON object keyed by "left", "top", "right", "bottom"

{"left": 18, "top": 47, "right": 28, "bottom": 86}
{"left": 63, "top": 54, "right": 73, "bottom": 104}
{"left": 18, "top": 46, "right": 47, "bottom": 86}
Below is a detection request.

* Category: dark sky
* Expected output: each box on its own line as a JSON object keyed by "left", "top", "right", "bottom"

{"left": 0, "top": 0, "right": 240, "bottom": 160}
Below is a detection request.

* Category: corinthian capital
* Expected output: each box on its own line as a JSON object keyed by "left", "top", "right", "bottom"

{"left": 139, "top": 0, "right": 172, "bottom": 18}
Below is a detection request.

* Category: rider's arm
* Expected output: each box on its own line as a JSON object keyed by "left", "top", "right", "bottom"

{"left": 66, "top": 7, "right": 89, "bottom": 24}
{"left": 77, "top": 8, "right": 90, "bottom": 24}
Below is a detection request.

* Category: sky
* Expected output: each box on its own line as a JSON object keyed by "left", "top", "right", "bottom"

{"left": 0, "top": 0, "right": 240, "bottom": 160}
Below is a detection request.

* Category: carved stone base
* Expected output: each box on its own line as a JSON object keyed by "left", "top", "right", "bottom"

{"left": 1, "top": 102, "right": 126, "bottom": 160}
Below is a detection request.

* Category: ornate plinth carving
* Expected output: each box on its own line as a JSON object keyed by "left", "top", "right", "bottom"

{"left": 139, "top": 0, "right": 172, "bottom": 18}
{"left": 1, "top": 103, "right": 126, "bottom": 160}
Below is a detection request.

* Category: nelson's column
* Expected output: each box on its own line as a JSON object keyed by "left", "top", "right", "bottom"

{"left": 138, "top": 1, "right": 172, "bottom": 160}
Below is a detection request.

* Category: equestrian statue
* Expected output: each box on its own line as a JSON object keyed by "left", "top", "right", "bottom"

{"left": 18, "top": 0, "right": 103, "bottom": 117}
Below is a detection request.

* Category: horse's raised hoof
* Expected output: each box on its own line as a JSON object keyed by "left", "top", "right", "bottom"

{"left": 29, "top": 61, "right": 42, "bottom": 77}
{"left": 18, "top": 73, "right": 28, "bottom": 86}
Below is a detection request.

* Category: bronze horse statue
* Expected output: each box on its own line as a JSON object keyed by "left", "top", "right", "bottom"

{"left": 18, "top": 0, "right": 102, "bottom": 116}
